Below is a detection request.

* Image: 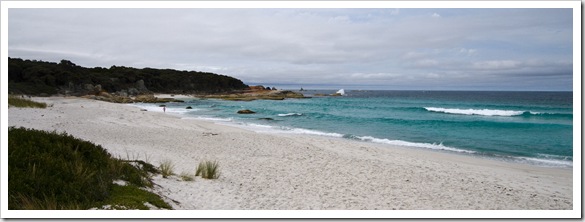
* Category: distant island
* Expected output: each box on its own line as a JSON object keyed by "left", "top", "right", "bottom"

{"left": 8, "top": 58, "right": 305, "bottom": 102}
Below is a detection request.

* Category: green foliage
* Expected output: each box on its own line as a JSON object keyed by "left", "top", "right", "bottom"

{"left": 195, "top": 160, "right": 221, "bottom": 179}
{"left": 99, "top": 184, "right": 172, "bottom": 210}
{"left": 8, "top": 57, "right": 249, "bottom": 95}
{"left": 8, "top": 95, "right": 47, "bottom": 108}
{"left": 159, "top": 160, "right": 175, "bottom": 178}
{"left": 8, "top": 127, "right": 167, "bottom": 210}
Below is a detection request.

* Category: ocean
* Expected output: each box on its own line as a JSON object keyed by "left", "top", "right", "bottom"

{"left": 135, "top": 90, "right": 573, "bottom": 168}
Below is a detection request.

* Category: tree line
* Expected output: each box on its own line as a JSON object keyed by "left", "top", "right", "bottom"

{"left": 8, "top": 58, "right": 249, "bottom": 95}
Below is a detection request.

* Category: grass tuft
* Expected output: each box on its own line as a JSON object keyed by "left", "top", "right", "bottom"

{"left": 195, "top": 160, "right": 221, "bottom": 179}
{"left": 179, "top": 172, "right": 194, "bottom": 181}
{"left": 159, "top": 160, "right": 175, "bottom": 178}
{"left": 8, "top": 95, "right": 47, "bottom": 108}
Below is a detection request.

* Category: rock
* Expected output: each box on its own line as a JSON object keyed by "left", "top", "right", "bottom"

{"left": 259, "top": 118, "right": 274, "bottom": 121}
{"left": 186, "top": 106, "right": 193, "bottom": 109}
{"left": 249, "top": 85, "right": 266, "bottom": 91}
{"left": 237, "top": 109, "right": 256, "bottom": 114}
{"left": 117, "top": 89, "right": 129, "bottom": 97}
{"left": 128, "top": 88, "right": 140, "bottom": 96}
{"left": 98, "top": 91, "right": 113, "bottom": 98}
{"left": 94, "top": 84, "right": 102, "bottom": 93}
{"left": 136, "top": 80, "right": 148, "bottom": 92}
{"left": 140, "top": 109, "right": 148, "bottom": 111}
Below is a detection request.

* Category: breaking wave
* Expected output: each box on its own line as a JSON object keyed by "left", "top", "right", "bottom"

{"left": 424, "top": 107, "right": 569, "bottom": 117}
{"left": 277, "top": 113, "right": 303, "bottom": 117}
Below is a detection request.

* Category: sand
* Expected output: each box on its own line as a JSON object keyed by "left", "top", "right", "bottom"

{"left": 6, "top": 96, "right": 575, "bottom": 214}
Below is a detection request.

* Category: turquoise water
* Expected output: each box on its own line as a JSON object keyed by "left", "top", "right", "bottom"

{"left": 137, "top": 90, "right": 573, "bottom": 167}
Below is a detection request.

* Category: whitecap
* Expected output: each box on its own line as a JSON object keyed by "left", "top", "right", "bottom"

{"left": 352, "top": 135, "right": 476, "bottom": 153}
{"left": 277, "top": 113, "right": 303, "bottom": 117}
{"left": 425, "top": 107, "right": 524, "bottom": 117}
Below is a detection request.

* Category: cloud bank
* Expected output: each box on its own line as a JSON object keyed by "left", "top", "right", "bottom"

{"left": 8, "top": 8, "right": 573, "bottom": 90}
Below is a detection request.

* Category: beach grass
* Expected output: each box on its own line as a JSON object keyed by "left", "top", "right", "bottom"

{"left": 195, "top": 160, "right": 221, "bottom": 179}
{"left": 159, "top": 159, "right": 175, "bottom": 178}
{"left": 8, "top": 127, "right": 170, "bottom": 210}
{"left": 8, "top": 95, "right": 47, "bottom": 108}
{"left": 180, "top": 172, "right": 195, "bottom": 181}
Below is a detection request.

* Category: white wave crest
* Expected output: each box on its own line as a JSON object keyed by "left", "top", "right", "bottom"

{"left": 182, "top": 116, "right": 233, "bottom": 122}
{"left": 354, "top": 136, "right": 476, "bottom": 154}
{"left": 288, "top": 128, "right": 344, "bottom": 137}
{"left": 277, "top": 113, "right": 303, "bottom": 117}
{"left": 511, "top": 156, "right": 573, "bottom": 167}
{"left": 425, "top": 107, "right": 524, "bottom": 116}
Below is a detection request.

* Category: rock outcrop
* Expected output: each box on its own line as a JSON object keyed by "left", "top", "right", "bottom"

{"left": 200, "top": 86, "right": 308, "bottom": 101}
{"left": 237, "top": 109, "right": 256, "bottom": 114}
{"left": 82, "top": 93, "right": 184, "bottom": 104}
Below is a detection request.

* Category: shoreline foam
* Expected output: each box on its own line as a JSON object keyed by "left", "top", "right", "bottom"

{"left": 135, "top": 100, "right": 572, "bottom": 168}
{"left": 8, "top": 96, "right": 573, "bottom": 211}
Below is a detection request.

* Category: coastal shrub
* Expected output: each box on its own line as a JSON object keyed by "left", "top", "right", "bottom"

{"left": 8, "top": 127, "right": 114, "bottom": 209}
{"left": 195, "top": 160, "right": 221, "bottom": 179}
{"left": 8, "top": 95, "right": 47, "bottom": 108}
{"left": 8, "top": 127, "right": 166, "bottom": 209}
{"left": 159, "top": 160, "right": 175, "bottom": 178}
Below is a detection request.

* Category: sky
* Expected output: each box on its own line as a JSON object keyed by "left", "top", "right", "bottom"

{"left": 7, "top": 7, "right": 574, "bottom": 91}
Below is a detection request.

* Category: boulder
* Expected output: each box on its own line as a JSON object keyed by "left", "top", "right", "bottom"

{"left": 134, "top": 94, "right": 157, "bottom": 103}
{"left": 186, "top": 106, "right": 193, "bottom": 109}
{"left": 127, "top": 88, "right": 140, "bottom": 96}
{"left": 136, "top": 80, "right": 148, "bottom": 92}
{"left": 98, "top": 91, "right": 113, "bottom": 98}
{"left": 237, "top": 109, "right": 256, "bottom": 114}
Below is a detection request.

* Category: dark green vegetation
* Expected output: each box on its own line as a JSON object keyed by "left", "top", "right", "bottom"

{"left": 8, "top": 95, "right": 47, "bottom": 108}
{"left": 195, "top": 160, "right": 221, "bottom": 179}
{"left": 8, "top": 58, "right": 248, "bottom": 96}
{"left": 8, "top": 127, "right": 171, "bottom": 210}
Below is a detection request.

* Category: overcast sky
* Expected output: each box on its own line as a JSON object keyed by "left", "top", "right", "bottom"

{"left": 8, "top": 8, "right": 573, "bottom": 91}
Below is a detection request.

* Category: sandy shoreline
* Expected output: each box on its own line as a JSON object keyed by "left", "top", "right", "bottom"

{"left": 7, "top": 96, "right": 574, "bottom": 211}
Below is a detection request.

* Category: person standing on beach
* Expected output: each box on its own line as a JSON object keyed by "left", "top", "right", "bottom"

{"left": 163, "top": 107, "right": 166, "bottom": 112}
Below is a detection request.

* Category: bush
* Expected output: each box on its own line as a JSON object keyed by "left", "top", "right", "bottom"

{"left": 8, "top": 127, "right": 114, "bottom": 209}
{"left": 8, "top": 95, "right": 47, "bottom": 108}
{"left": 195, "top": 160, "right": 220, "bottom": 179}
{"left": 8, "top": 127, "right": 166, "bottom": 210}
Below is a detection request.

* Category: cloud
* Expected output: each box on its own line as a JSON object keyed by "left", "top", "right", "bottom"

{"left": 458, "top": 48, "right": 477, "bottom": 56}
{"left": 472, "top": 60, "right": 523, "bottom": 70}
{"left": 7, "top": 8, "right": 574, "bottom": 91}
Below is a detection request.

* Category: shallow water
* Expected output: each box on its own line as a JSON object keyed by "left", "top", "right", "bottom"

{"left": 136, "top": 90, "right": 573, "bottom": 168}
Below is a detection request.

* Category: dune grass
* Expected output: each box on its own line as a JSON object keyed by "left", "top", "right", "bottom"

{"left": 159, "top": 159, "right": 175, "bottom": 178}
{"left": 195, "top": 160, "right": 221, "bottom": 179}
{"left": 8, "top": 127, "right": 170, "bottom": 210}
{"left": 8, "top": 95, "right": 47, "bottom": 108}
{"left": 179, "top": 172, "right": 195, "bottom": 181}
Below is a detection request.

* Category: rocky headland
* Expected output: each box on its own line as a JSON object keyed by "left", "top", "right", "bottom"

{"left": 198, "top": 85, "right": 308, "bottom": 101}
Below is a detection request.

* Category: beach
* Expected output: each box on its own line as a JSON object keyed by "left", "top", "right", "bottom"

{"left": 7, "top": 96, "right": 573, "bottom": 211}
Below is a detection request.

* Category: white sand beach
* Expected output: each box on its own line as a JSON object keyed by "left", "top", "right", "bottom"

{"left": 7, "top": 96, "right": 574, "bottom": 212}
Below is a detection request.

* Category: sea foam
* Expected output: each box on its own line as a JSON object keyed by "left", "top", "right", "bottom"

{"left": 277, "top": 113, "right": 303, "bottom": 117}
{"left": 425, "top": 107, "right": 525, "bottom": 117}
{"left": 348, "top": 135, "right": 476, "bottom": 154}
